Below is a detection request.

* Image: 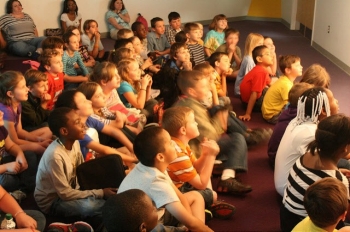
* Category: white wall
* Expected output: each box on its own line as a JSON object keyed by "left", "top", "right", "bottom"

{"left": 0, "top": 0, "right": 250, "bottom": 36}
{"left": 281, "top": 0, "right": 299, "bottom": 29}
{"left": 313, "top": 0, "right": 350, "bottom": 67}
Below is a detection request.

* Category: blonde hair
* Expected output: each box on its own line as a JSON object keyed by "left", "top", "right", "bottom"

{"left": 193, "top": 62, "right": 214, "bottom": 76}
{"left": 177, "top": 70, "right": 205, "bottom": 94}
{"left": 244, "top": 33, "right": 264, "bottom": 56}
{"left": 300, "top": 64, "right": 331, "bottom": 88}
{"left": 162, "top": 106, "right": 193, "bottom": 137}
{"left": 117, "top": 58, "right": 140, "bottom": 90}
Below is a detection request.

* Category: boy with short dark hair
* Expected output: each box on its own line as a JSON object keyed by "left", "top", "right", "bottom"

{"left": 22, "top": 69, "right": 51, "bottom": 131}
{"left": 118, "top": 127, "right": 212, "bottom": 232}
{"left": 239, "top": 45, "right": 273, "bottom": 121}
{"left": 292, "top": 177, "right": 350, "bottom": 231}
{"left": 174, "top": 70, "right": 252, "bottom": 195}
{"left": 147, "top": 17, "right": 170, "bottom": 57}
{"left": 103, "top": 189, "right": 158, "bottom": 232}
{"left": 262, "top": 55, "right": 302, "bottom": 124}
{"left": 40, "top": 49, "right": 64, "bottom": 110}
{"left": 34, "top": 107, "right": 117, "bottom": 218}
{"left": 165, "top": 12, "right": 182, "bottom": 45}
{"left": 132, "top": 21, "right": 148, "bottom": 59}
{"left": 184, "top": 23, "right": 205, "bottom": 66}
{"left": 163, "top": 106, "right": 236, "bottom": 219}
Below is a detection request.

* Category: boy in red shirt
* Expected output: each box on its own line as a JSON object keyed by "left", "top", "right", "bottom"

{"left": 40, "top": 49, "right": 64, "bottom": 110}
{"left": 239, "top": 45, "right": 273, "bottom": 121}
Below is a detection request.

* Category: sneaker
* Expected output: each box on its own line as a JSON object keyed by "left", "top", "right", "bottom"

{"left": 47, "top": 221, "right": 93, "bottom": 232}
{"left": 217, "top": 178, "right": 252, "bottom": 195}
{"left": 210, "top": 200, "right": 236, "bottom": 220}
{"left": 246, "top": 128, "right": 272, "bottom": 146}
{"left": 205, "top": 209, "right": 213, "bottom": 223}
{"left": 10, "top": 190, "right": 27, "bottom": 203}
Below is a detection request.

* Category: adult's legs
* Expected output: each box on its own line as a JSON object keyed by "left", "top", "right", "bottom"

{"left": 8, "top": 41, "right": 36, "bottom": 57}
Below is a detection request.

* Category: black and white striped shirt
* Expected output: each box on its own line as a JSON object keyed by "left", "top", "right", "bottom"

{"left": 282, "top": 155, "right": 349, "bottom": 217}
{"left": 187, "top": 43, "right": 205, "bottom": 66}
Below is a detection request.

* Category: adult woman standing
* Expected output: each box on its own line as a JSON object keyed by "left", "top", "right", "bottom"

{"left": 0, "top": 0, "right": 46, "bottom": 58}
{"left": 106, "top": 0, "right": 131, "bottom": 40}
{"left": 61, "top": 0, "right": 82, "bottom": 33}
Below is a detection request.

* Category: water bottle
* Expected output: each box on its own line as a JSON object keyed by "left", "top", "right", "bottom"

{"left": 1, "top": 214, "right": 16, "bottom": 229}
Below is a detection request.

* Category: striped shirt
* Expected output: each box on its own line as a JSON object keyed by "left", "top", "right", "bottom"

{"left": 187, "top": 43, "right": 205, "bottom": 66}
{"left": 283, "top": 155, "right": 349, "bottom": 217}
{"left": 0, "top": 13, "right": 36, "bottom": 42}
{"left": 167, "top": 137, "right": 198, "bottom": 188}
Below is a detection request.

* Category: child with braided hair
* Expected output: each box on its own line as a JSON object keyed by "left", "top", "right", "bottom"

{"left": 274, "top": 87, "right": 339, "bottom": 197}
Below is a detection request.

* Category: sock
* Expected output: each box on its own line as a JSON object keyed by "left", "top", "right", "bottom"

{"left": 221, "top": 169, "right": 235, "bottom": 180}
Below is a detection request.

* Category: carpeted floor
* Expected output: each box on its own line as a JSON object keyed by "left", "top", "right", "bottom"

{"left": 9, "top": 20, "right": 350, "bottom": 231}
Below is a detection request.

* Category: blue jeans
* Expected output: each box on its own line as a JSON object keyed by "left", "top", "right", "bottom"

{"left": 8, "top": 36, "right": 46, "bottom": 57}
{"left": 0, "top": 151, "right": 38, "bottom": 193}
{"left": 0, "top": 210, "right": 45, "bottom": 232}
{"left": 217, "top": 132, "right": 248, "bottom": 171}
{"left": 50, "top": 196, "right": 105, "bottom": 218}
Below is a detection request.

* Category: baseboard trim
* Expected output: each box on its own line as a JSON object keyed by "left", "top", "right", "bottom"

{"left": 312, "top": 41, "right": 350, "bottom": 76}
{"left": 280, "top": 19, "right": 290, "bottom": 29}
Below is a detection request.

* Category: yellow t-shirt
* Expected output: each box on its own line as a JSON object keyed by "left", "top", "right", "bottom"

{"left": 292, "top": 216, "right": 338, "bottom": 232}
{"left": 261, "top": 75, "right": 293, "bottom": 120}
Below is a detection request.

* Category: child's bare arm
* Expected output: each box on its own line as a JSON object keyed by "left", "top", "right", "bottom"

{"left": 63, "top": 74, "right": 88, "bottom": 83}
{"left": 217, "top": 75, "right": 227, "bottom": 97}
{"left": 123, "top": 75, "right": 152, "bottom": 109}
{"left": 204, "top": 47, "right": 212, "bottom": 57}
{"left": 239, "top": 91, "right": 258, "bottom": 121}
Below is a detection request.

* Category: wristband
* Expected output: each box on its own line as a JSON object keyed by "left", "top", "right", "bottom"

{"left": 14, "top": 210, "right": 25, "bottom": 218}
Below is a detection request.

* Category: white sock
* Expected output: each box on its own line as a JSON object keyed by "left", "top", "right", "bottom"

{"left": 221, "top": 169, "right": 235, "bottom": 180}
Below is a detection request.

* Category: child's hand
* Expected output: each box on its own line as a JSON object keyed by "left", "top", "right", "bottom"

{"left": 39, "top": 139, "right": 52, "bottom": 148}
{"left": 16, "top": 153, "right": 28, "bottom": 172}
{"left": 228, "top": 44, "right": 236, "bottom": 53}
{"left": 103, "top": 188, "right": 118, "bottom": 199}
{"left": 15, "top": 212, "right": 37, "bottom": 230}
{"left": 41, "top": 93, "right": 51, "bottom": 102}
{"left": 149, "top": 64, "right": 160, "bottom": 73}
{"left": 201, "top": 138, "right": 220, "bottom": 157}
{"left": 143, "top": 58, "right": 153, "bottom": 68}
{"left": 140, "top": 74, "right": 152, "bottom": 88}
{"left": 5, "top": 161, "right": 21, "bottom": 174}
{"left": 86, "top": 59, "right": 95, "bottom": 67}
{"left": 239, "top": 114, "right": 251, "bottom": 121}
{"left": 94, "top": 31, "right": 101, "bottom": 40}
{"left": 183, "top": 61, "right": 192, "bottom": 71}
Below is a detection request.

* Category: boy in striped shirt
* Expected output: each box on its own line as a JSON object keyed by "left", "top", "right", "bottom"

{"left": 163, "top": 106, "right": 235, "bottom": 220}
{"left": 184, "top": 23, "right": 205, "bottom": 66}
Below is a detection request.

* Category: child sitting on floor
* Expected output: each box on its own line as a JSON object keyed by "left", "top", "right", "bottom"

{"left": 0, "top": 71, "right": 52, "bottom": 155}
{"left": 22, "top": 69, "right": 51, "bottom": 131}
{"left": 261, "top": 55, "right": 302, "bottom": 124}
{"left": 292, "top": 177, "right": 350, "bottom": 232}
{"left": 118, "top": 127, "right": 212, "bottom": 232}
{"left": 163, "top": 106, "right": 236, "bottom": 220}
{"left": 204, "top": 14, "right": 228, "bottom": 57}
{"left": 239, "top": 45, "right": 273, "bottom": 121}
{"left": 34, "top": 107, "right": 117, "bottom": 219}
{"left": 103, "top": 189, "right": 158, "bottom": 232}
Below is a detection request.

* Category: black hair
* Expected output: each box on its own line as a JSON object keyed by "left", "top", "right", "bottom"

{"left": 133, "top": 127, "right": 166, "bottom": 167}
{"left": 102, "top": 189, "right": 150, "bottom": 232}
{"left": 150, "top": 17, "right": 163, "bottom": 28}
{"left": 61, "top": 0, "right": 78, "bottom": 15}
{"left": 307, "top": 114, "right": 350, "bottom": 159}
{"left": 55, "top": 89, "right": 79, "bottom": 109}
{"left": 113, "top": 38, "right": 132, "bottom": 50}
{"left": 252, "top": 45, "right": 268, "bottom": 64}
{"left": 131, "top": 21, "right": 143, "bottom": 32}
{"left": 168, "top": 12, "right": 180, "bottom": 22}
{"left": 6, "top": 0, "right": 21, "bottom": 14}
{"left": 48, "top": 107, "right": 74, "bottom": 137}
{"left": 208, "top": 52, "right": 228, "bottom": 68}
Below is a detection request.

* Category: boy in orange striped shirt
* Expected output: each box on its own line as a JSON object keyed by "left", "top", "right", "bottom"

{"left": 162, "top": 106, "right": 235, "bottom": 220}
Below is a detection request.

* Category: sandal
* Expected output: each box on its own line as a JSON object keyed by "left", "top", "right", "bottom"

{"left": 210, "top": 200, "right": 236, "bottom": 220}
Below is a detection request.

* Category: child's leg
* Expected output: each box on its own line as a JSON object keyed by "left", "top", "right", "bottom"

{"left": 29, "top": 127, "right": 52, "bottom": 140}
{"left": 50, "top": 196, "right": 105, "bottom": 218}
{"left": 183, "top": 191, "right": 205, "bottom": 223}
